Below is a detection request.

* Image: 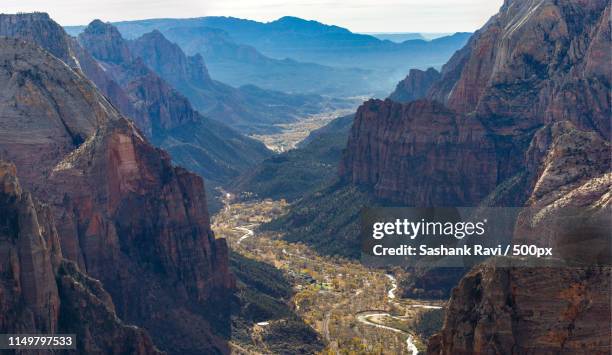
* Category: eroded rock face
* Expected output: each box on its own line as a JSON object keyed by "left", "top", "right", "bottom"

{"left": 337, "top": 1, "right": 611, "bottom": 351}
{"left": 428, "top": 0, "right": 611, "bottom": 139}
{"left": 0, "top": 13, "right": 147, "bottom": 142}
{"left": 388, "top": 67, "right": 440, "bottom": 103}
{"left": 340, "top": 99, "right": 498, "bottom": 206}
{"left": 343, "top": 0, "right": 610, "bottom": 207}
{"left": 0, "top": 37, "right": 232, "bottom": 354}
{"left": 0, "top": 161, "right": 162, "bottom": 354}
{"left": 428, "top": 122, "right": 611, "bottom": 354}
{"left": 0, "top": 161, "right": 61, "bottom": 334}
{"left": 428, "top": 264, "right": 611, "bottom": 355}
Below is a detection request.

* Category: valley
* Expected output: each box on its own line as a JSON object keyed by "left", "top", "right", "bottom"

{"left": 212, "top": 194, "right": 445, "bottom": 354}
{"left": 250, "top": 108, "right": 356, "bottom": 153}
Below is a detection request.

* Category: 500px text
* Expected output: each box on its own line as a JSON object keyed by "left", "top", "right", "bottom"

{"left": 371, "top": 244, "right": 553, "bottom": 257}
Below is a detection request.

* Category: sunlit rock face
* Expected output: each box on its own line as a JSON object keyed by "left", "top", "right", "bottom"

{"left": 428, "top": 121, "right": 611, "bottom": 354}
{"left": 428, "top": 0, "right": 610, "bottom": 139}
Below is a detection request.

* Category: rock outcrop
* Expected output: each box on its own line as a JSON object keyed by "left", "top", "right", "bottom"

{"left": 388, "top": 67, "right": 440, "bottom": 103}
{"left": 0, "top": 36, "right": 233, "bottom": 354}
{"left": 0, "top": 161, "right": 162, "bottom": 354}
{"left": 340, "top": 99, "right": 498, "bottom": 206}
{"left": 428, "top": 263, "right": 611, "bottom": 354}
{"left": 428, "top": 122, "right": 611, "bottom": 354}
{"left": 428, "top": 0, "right": 610, "bottom": 139}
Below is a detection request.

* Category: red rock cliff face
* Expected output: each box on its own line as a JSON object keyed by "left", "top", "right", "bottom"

{"left": 338, "top": 1, "right": 611, "bottom": 352}
{"left": 340, "top": 99, "right": 498, "bottom": 206}
{"left": 0, "top": 37, "right": 232, "bottom": 354}
{"left": 341, "top": 0, "right": 610, "bottom": 206}
{"left": 0, "top": 161, "right": 61, "bottom": 334}
{"left": 428, "top": 0, "right": 610, "bottom": 138}
{"left": 388, "top": 67, "right": 440, "bottom": 103}
{"left": 428, "top": 122, "right": 611, "bottom": 354}
{"left": 0, "top": 161, "right": 162, "bottom": 354}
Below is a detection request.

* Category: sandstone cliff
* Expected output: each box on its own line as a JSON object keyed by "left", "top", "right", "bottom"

{"left": 0, "top": 161, "right": 162, "bottom": 354}
{"left": 428, "top": 122, "right": 611, "bottom": 354}
{"left": 0, "top": 36, "right": 233, "bottom": 354}
{"left": 341, "top": 0, "right": 610, "bottom": 207}
{"left": 340, "top": 99, "right": 498, "bottom": 206}
{"left": 335, "top": 1, "right": 611, "bottom": 351}
{"left": 428, "top": 0, "right": 610, "bottom": 139}
{"left": 388, "top": 67, "right": 440, "bottom": 103}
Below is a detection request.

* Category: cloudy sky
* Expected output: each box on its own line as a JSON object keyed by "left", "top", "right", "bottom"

{"left": 4, "top": 0, "right": 503, "bottom": 33}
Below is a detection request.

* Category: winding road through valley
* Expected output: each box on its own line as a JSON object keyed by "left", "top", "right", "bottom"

{"left": 213, "top": 195, "right": 444, "bottom": 354}
{"left": 355, "top": 274, "right": 443, "bottom": 355}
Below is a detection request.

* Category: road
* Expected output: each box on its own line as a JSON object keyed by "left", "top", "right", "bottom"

{"left": 236, "top": 225, "right": 255, "bottom": 245}
{"left": 355, "top": 311, "right": 419, "bottom": 355}
{"left": 355, "top": 273, "right": 442, "bottom": 355}
{"left": 386, "top": 274, "right": 398, "bottom": 299}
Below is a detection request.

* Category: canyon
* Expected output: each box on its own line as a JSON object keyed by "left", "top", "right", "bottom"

{"left": 0, "top": 0, "right": 609, "bottom": 353}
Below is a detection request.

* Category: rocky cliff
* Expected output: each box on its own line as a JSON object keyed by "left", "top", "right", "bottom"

{"left": 388, "top": 67, "right": 440, "bottom": 103}
{"left": 341, "top": 0, "right": 610, "bottom": 206}
{"left": 76, "top": 20, "right": 272, "bottom": 183}
{"left": 340, "top": 99, "right": 498, "bottom": 206}
{"left": 0, "top": 13, "right": 145, "bottom": 131}
{"left": 334, "top": 1, "right": 611, "bottom": 352}
{"left": 0, "top": 36, "right": 233, "bottom": 354}
{"left": 0, "top": 161, "right": 162, "bottom": 354}
{"left": 413, "top": 0, "right": 612, "bottom": 353}
{"left": 428, "top": 0, "right": 610, "bottom": 139}
{"left": 428, "top": 122, "right": 611, "bottom": 354}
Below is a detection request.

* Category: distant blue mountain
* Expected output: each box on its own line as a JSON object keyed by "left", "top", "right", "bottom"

{"left": 367, "top": 33, "right": 426, "bottom": 42}
{"left": 66, "top": 16, "right": 470, "bottom": 97}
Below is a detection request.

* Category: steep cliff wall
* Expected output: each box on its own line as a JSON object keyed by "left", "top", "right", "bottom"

{"left": 0, "top": 36, "right": 233, "bottom": 354}
{"left": 0, "top": 161, "right": 163, "bottom": 354}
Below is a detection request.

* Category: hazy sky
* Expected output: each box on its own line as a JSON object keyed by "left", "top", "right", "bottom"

{"left": 4, "top": 0, "right": 504, "bottom": 33}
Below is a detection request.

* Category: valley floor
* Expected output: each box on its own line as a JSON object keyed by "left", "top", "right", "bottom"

{"left": 212, "top": 195, "right": 444, "bottom": 354}
{"left": 250, "top": 109, "right": 355, "bottom": 152}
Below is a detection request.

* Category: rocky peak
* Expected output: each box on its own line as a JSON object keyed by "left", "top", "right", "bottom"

{"left": 0, "top": 12, "right": 79, "bottom": 67}
{"left": 130, "top": 29, "right": 213, "bottom": 87}
{"left": 0, "top": 13, "right": 144, "bottom": 138}
{"left": 79, "top": 19, "right": 132, "bottom": 64}
{"left": 428, "top": 0, "right": 610, "bottom": 138}
{"left": 388, "top": 67, "right": 440, "bottom": 103}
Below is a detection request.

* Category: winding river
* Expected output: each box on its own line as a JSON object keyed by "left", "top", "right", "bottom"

{"left": 356, "top": 274, "right": 442, "bottom": 355}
